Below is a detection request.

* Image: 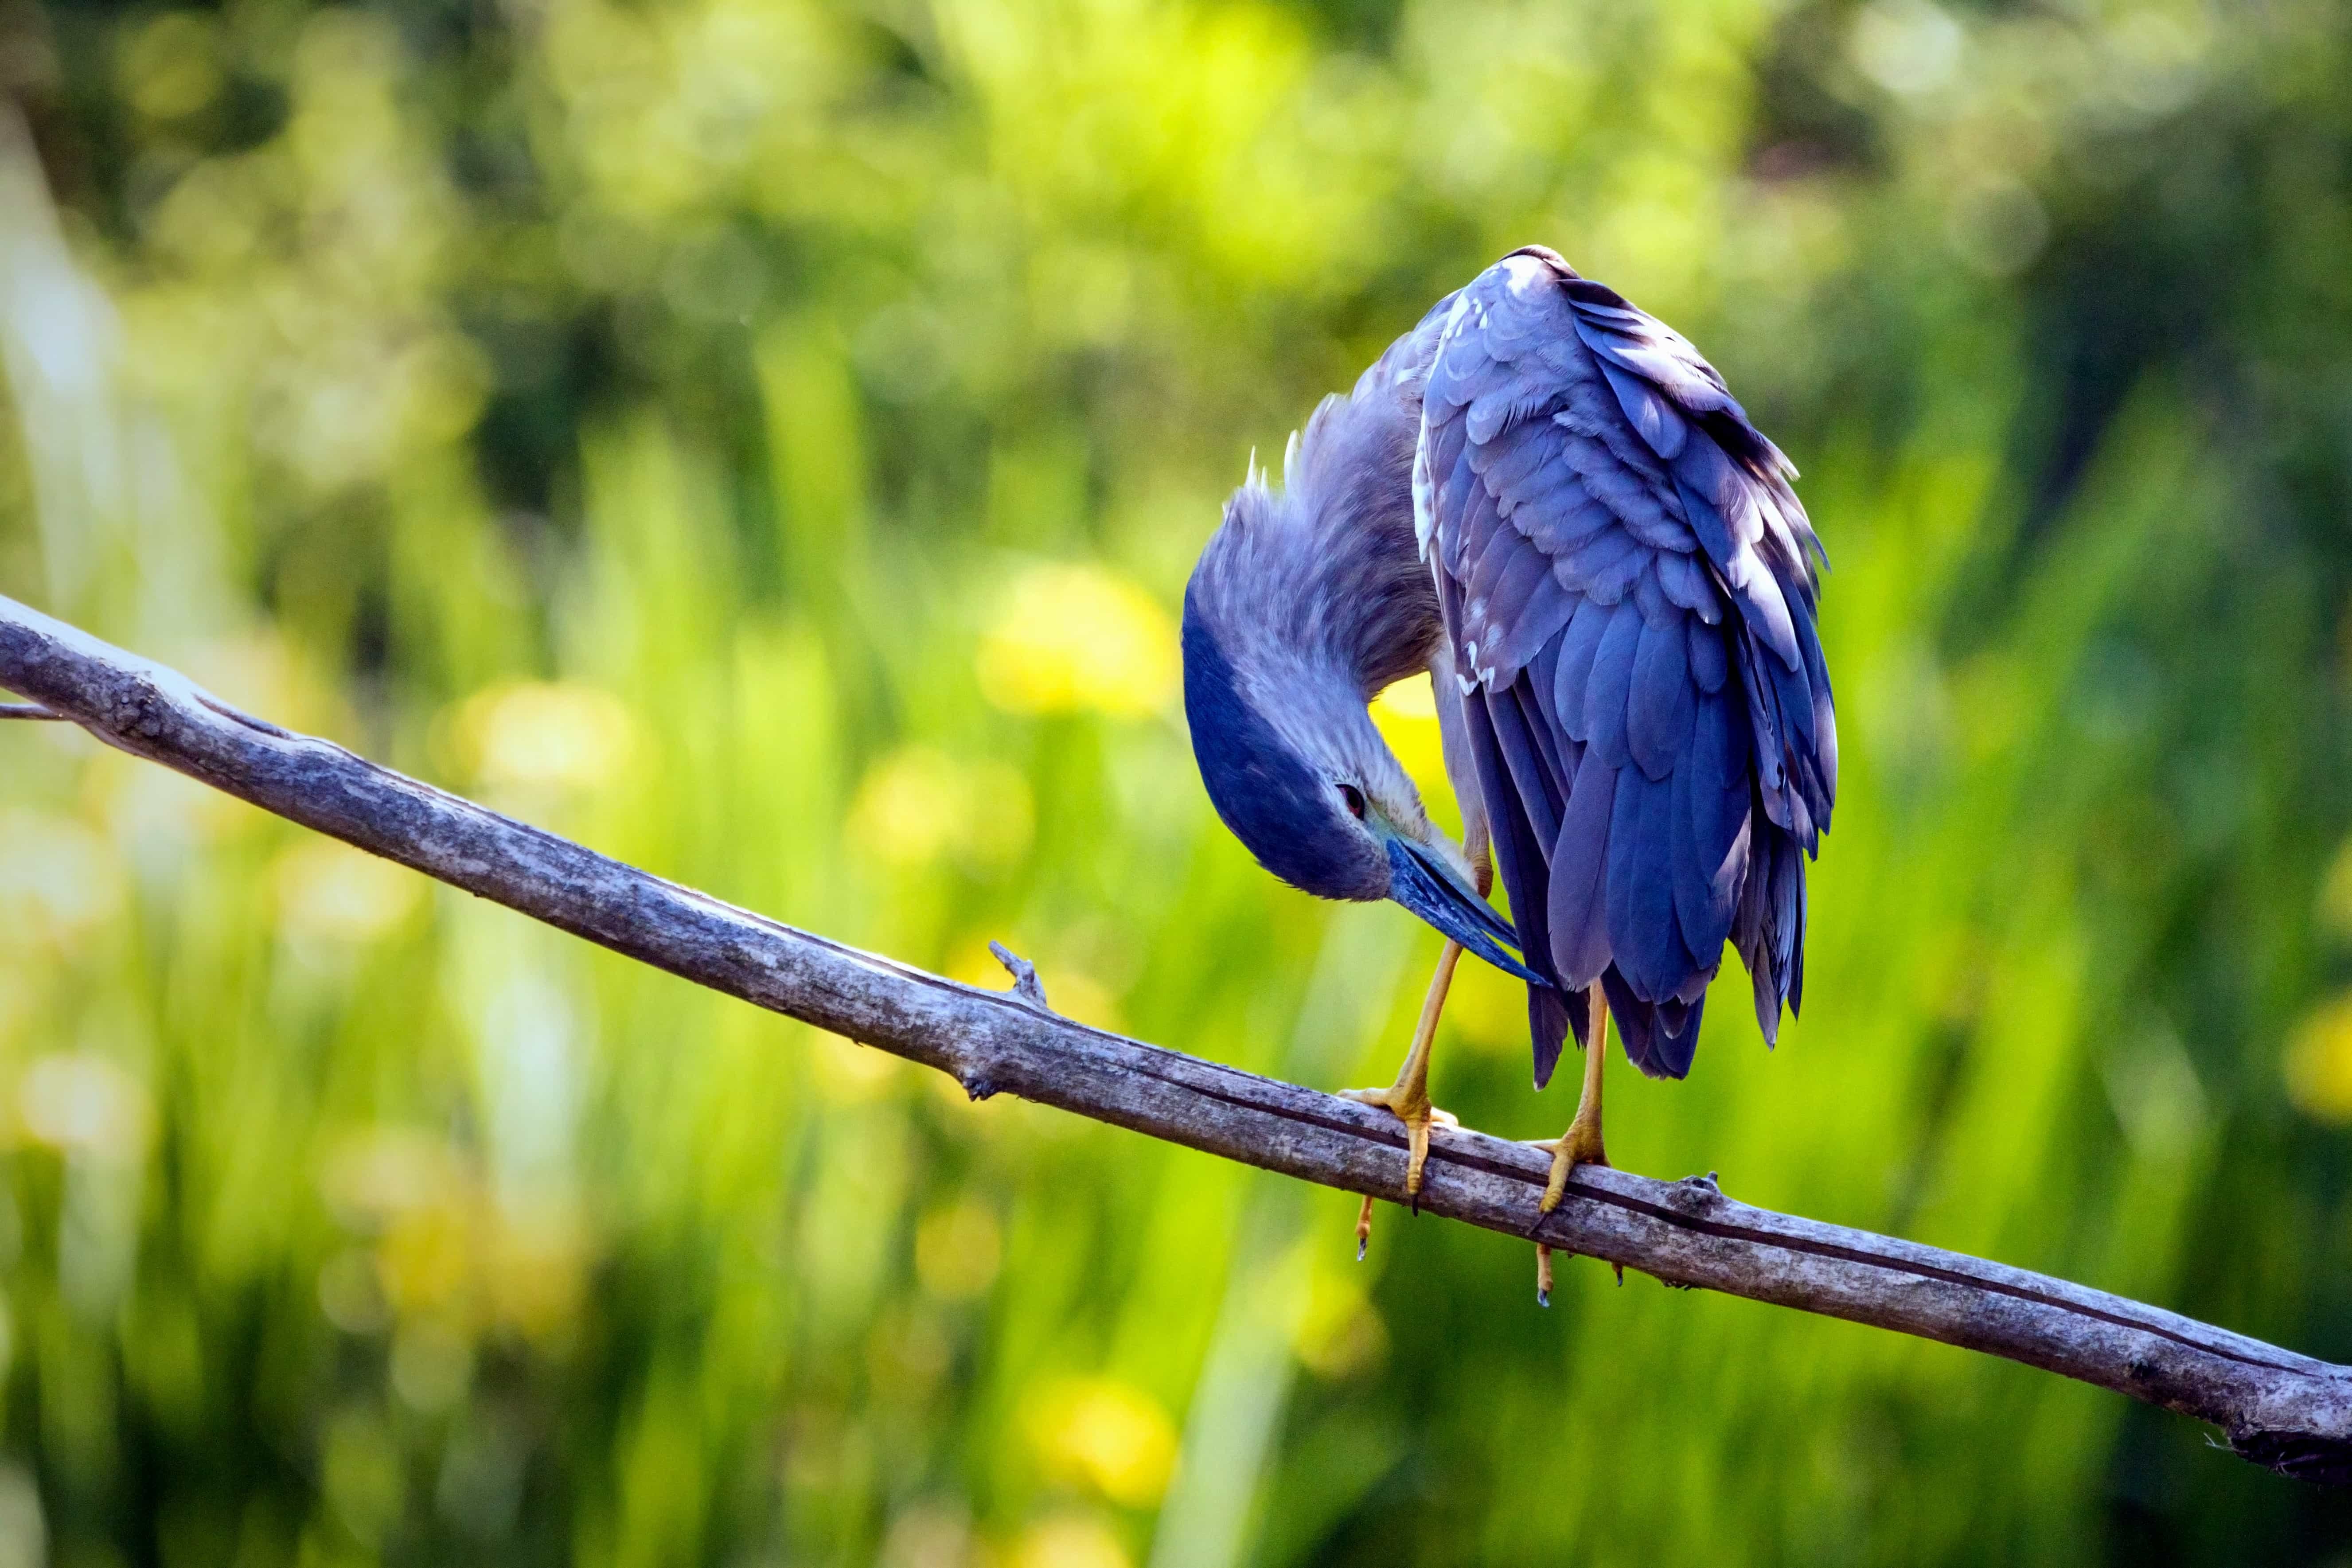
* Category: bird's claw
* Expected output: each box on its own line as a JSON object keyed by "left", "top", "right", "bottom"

{"left": 1343, "top": 1086, "right": 1455, "bottom": 1258}
{"left": 1339, "top": 1085, "right": 1456, "bottom": 1199}
{"left": 1526, "top": 1107, "right": 1608, "bottom": 1299}
{"left": 1532, "top": 1115, "right": 1608, "bottom": 1217}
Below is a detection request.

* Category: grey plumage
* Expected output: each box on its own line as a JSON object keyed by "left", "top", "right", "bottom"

{"left": 1183, "top": 245, "right": 1834, "bottom": 1089}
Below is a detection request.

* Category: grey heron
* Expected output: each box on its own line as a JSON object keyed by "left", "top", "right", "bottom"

{"left": 1182, "top": 247, "right": 1835, "bottom": 1292}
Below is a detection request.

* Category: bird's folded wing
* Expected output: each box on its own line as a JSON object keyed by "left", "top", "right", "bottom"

{"left": 1415, "top": 249, "right": 1835, "bottom": 1076}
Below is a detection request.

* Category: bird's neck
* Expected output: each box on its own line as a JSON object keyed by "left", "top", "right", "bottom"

{"left": 1264, "top": 456, "right": 1440, "bottom": 696}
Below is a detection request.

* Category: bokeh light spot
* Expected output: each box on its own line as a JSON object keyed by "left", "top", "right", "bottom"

{"left": 451, "top": 682, "right": 638, "bottom": 792}
{"left": 915, "top": 1198, "right": 1002, "bottom": 1300}
{"left": 1026, "top": 1377, "right": 1177, "bottom": 1508}
{"left": 2285, "top": 993, "right": 2352, "bottom": 1123}
{"left": 19, "top": 1055, "right": 151, "bottom": 1163}
{"left": 273, "top": 839, "right": 421, "bottom": 946}
{"left": 1011, "top": 1514, "right": 1130, "bottom": 1568}
{"left": 847, "top": 748, "right": 1034, "bottom": 873}
{"left": 977, "top": 565, "right": 1177, "bottom": 719}
{"left": 120, "top": 13, "right": 223, "bottom": 121}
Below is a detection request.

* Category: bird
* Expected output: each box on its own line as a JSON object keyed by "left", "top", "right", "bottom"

{"left": 1181, "top": 247, "right": 1834, "bottom": 1288}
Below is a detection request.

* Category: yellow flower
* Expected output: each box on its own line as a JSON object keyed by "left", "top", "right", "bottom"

{"left": 977, "top": 564, "right": 1176, "bottom": 718}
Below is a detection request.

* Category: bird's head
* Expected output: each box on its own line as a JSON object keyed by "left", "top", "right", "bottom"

{"left": 1181, "top": 476, "right": 1543, "bottom": 985}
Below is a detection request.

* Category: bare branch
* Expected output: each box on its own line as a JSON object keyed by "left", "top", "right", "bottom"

{"left": 3, "top": 593, "right": 2347, "bottom": 1485}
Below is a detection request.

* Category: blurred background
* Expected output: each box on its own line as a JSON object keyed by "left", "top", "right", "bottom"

{"left": 3, "top": 0, "right": 2352, "bottom": 1561}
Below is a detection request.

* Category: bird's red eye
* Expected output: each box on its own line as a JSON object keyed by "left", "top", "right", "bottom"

{"left": 1341, "top": 784, "right": 1366, "bottom": 819}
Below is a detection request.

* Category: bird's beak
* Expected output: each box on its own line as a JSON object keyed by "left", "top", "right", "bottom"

{"left": 1385, "top": 837, "right": 1549, "bottom": 987}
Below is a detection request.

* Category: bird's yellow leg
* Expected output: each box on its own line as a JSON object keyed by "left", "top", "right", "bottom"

{"left": 1530, "top": 985, "right": 1610, "bottom": 1305}
{"left": 1349, "top": 837, "right": 1488, "bottom": 1256}
{"left": 1342, "top": 938, "right": 1463, "bottom": 1213}
{"left": 1537, "top": 984, "right": 1611, "bottom": 1214}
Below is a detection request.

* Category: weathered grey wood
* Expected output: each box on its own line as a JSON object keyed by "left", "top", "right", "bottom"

{"left": 3, "top": 592, "right": 2346, "bottom": 1484}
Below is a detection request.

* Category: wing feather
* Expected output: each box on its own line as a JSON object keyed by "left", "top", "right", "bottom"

{"left": 1632, "top": 563, "right": 1673, "bottom": 631}
{"left": 1656, "top": 549, "right": 1720, "bottom": 622}
{"left": 1473, "top": 414, "right": 1558, "bottom": 495}
{"left": 1488, "top": 679, "right": 1564, "bottom": 841}
{"left": 1602, "top": 362, "right": 1689, "bottom": 459}
{"left": 1478, "top": 559, "right": 1574, "bottom": 679}
{"left": 1546, "top": 747, "right": 1616, "bottom": 987}
{"left": 1605, "top": 768, "right": 1693, "bottom": 1015}
{"left": 1672, "top": 690, "right": 1748, "bottom": 963}
{"left": 1514, "top": 486, "right": 1614, "bottom": 556}
{"left": 1627, "top": 615, "right": 1696, "bottom": 780}
{"left": 1560, "top": 525, "right": 1644, "bottom": 601}
{"left": 1462, "top": 680, "right": 1574, "bottom": 1087}
{"left": 1552, "top": 596, "right": 1611, "bottom": 739}
{"left": 1456, "top": 480, "right": 1510, "bottom": 598}
{"left": 1688, "top": 618, "right": 1729, "bottom": 693}
{"left": 1581, "top": 598, "right": 1643, "bottom": 770}
{"left": 1436, "top": 449, "right": 1481, "bottom": 573}
{"left": 1521, "top": 639, "right": 1576, "bottom": 789}
{"left": 1645, "top": 995, "right": 1704, "bottom": 1078}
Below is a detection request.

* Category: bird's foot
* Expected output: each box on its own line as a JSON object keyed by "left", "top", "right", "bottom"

{"left": 1340, "top": 1082, "right": 1457, "bottom": 1209}
{"left": 1342, "top": 1082, "right": 1456, "bottom": 1259}
{"left": 1528, "top": 1116, "right": 1607, "bottom": 1306}
{"left": 1533, "top": 1111, "right": 1608, "bottom": 1217}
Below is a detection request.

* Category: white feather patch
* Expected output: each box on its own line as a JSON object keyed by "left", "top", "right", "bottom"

{"left": 1411, "top": 291, "right": 1476, "bottom": 560}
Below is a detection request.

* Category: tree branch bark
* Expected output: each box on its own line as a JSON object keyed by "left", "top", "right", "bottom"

{"left": 3, "top": 593, "right": 2346, "bottom": 1485}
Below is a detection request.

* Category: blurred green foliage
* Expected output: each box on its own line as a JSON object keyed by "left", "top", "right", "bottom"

{"left": 5, "top": 0, "right": 2352, "bottom": 1561}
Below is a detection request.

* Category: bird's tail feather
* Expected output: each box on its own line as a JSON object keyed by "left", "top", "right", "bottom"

{"left": 1529, "top": 983, "right": 1578, "bottom": 1090}
{"left": 1602, "top": 968, "right": 1705, "bottom": 1080}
